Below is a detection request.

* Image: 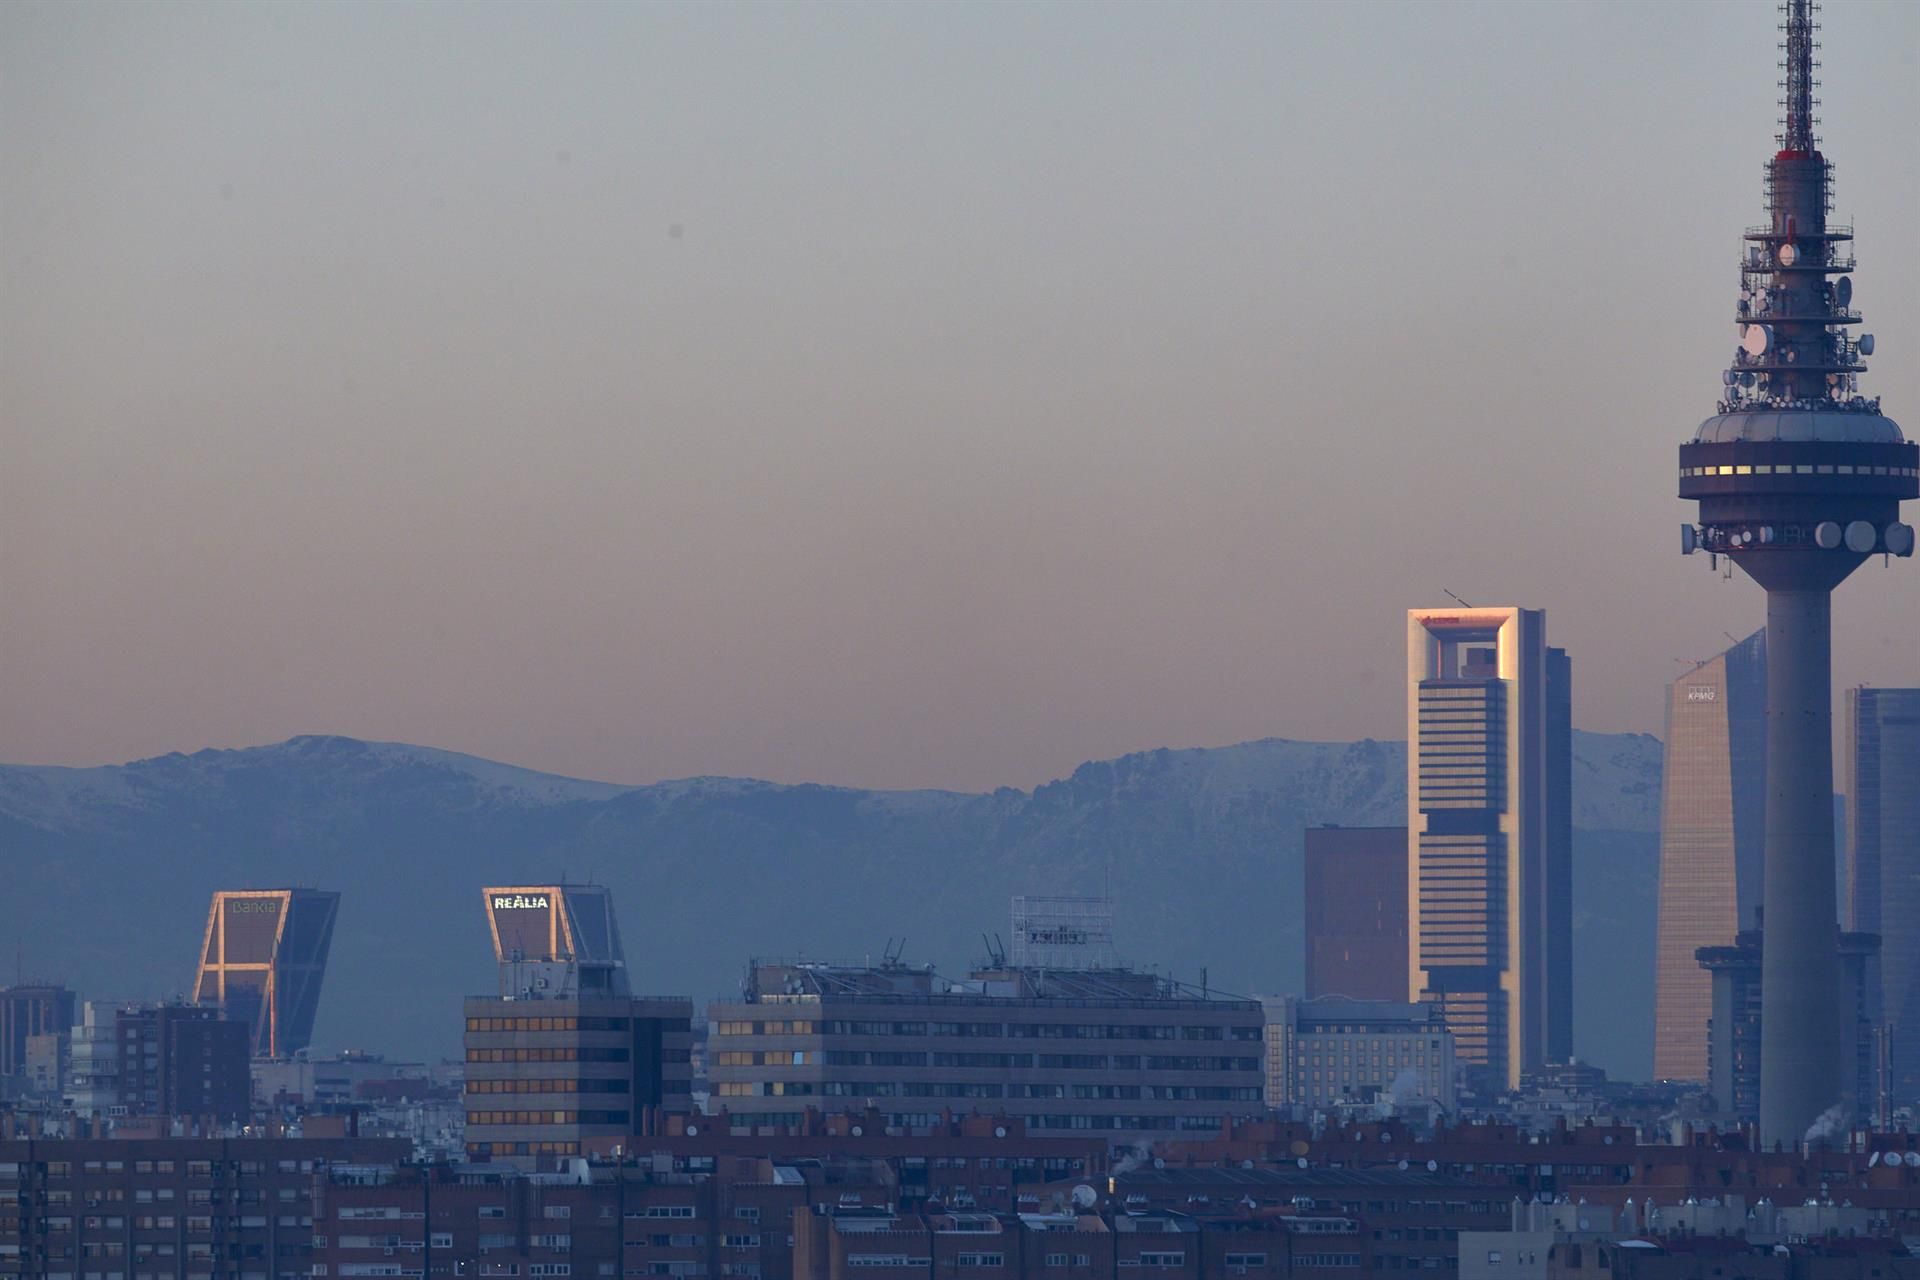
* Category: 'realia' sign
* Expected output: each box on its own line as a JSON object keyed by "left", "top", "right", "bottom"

{"left": 492, "top": 894, "right": 551, "bottom": 910}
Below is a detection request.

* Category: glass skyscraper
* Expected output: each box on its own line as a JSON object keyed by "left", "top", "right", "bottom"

{"left": 1652, "top": 630, "right": 1766, "bottom": 1083}
{"left": 1848, "top": 686, "right": 1920, "bottom": 1098}
{"left": 1405, "top": 607, "right": 1571, "bottom": 1090}
{"left": 192, "top": 888, "right": 340, "bottom": 1058}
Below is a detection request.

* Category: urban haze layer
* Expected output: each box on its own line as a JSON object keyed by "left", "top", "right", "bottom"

{"left": 4, "top": 3, "right": 1920, "bottom": 1280}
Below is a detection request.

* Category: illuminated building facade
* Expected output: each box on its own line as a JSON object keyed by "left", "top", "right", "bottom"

{"left": 1652, "top": 629, "right": 1766, "bottom": 1082}
{"left": 484, "top": 883, "right": 629, "bottom": 998}
{"left": 191, "top": 888, "right": 339, "bottom": 1058}
{"left": 1405, "top": 607, "right": 1570, "bottom": 1089}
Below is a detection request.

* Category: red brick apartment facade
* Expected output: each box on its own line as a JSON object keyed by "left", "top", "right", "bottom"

{"left": 0, "top": 1137, "right": 408, "bottom": 1280}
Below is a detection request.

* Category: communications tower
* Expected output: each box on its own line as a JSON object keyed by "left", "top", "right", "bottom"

{"left": 1678, "top": 0, "right": 1917, "bottom": 1146}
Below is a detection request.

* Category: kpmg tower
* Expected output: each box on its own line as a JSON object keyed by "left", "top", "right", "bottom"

{"left": 1406, "top": 607, "right": 1571, "bottom": 1089}
{"left": 1677, "top": 0, "right": 1917, "bottom": 1144}
{"left": 1652, "top": 630, "right": 1766, "bottom": 1084}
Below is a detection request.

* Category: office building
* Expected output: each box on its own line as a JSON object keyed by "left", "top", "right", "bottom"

{"left": 191, "top": 888, "right": 339, "bottom": 1058}
{"left": 1303, "top": 826, "right": 1408, "bottom": 1002}
{"left": 1544, "top": 647, "right": 1572, "bottom": 1065}
{"left": 1675, "top": 0, "right": 1918, "bottom": 1143}
{"left": 1849, "top": 687, "right": 1920, "bottom": 1099}
{"left": 1652, "top": 629, "right": 1767, "bottom": 1083}
{"left": 1405, "top": 607, "right": 1570, "bottom": 1089}
{"left": 1695, "top": 926, "right": 1879, "bottom": 1126}
{"left": 1261, "top": 995, "right": 1455, "bottom": 1112}
{"left": 465, "top": 884, "right": 692, "bottom": 1165}
{"left": 707, "top": 958, "right": 1264, "bottom": 1138}
{"left": 463, "top": 993, "right": 694, "bottom": 1162}
{"left": 0, "top": 985, "right": 74, "bottom": 1088}
{"left": 114, "top": 1002, "right": 252, "bottom": 1121}
{"left": 484, "top": 882, "right": 630, "bottom": 998}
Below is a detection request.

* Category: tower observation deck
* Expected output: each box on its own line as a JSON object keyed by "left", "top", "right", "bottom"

{"left": 1678, "top": 0, "right": 1916, "bottom": 1148}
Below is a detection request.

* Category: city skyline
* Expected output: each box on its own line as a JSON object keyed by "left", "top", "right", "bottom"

{"left": 4, "top": 1, "right": 1918, "bottom": 795}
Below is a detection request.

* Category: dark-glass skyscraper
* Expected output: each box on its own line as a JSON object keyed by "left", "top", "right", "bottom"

{"left": 1848, "top": 687, "right": 1920, "bottom": 1098}
{"left": 1406, "top": 607, "right": 1571, "bottom": 1089}
{"left": 1653, "top": 629, "right": 1767, "bottom": 1082}
{"left": 1304, "top": 825, "right": 1408, "bottom": 1002}
{"left": 192, "top": 889, "right": 339, "bottom": 1058}
{"left": 1676, "top": 0, "right": 1916, "bottom": 1144}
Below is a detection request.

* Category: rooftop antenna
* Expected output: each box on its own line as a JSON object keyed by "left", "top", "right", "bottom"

{"left": 1442, "top": 589, "right": 1474, "bottom": 609}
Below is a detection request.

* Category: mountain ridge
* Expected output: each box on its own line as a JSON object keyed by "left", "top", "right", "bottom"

{"left": 0, "top": 729, "right": 1662, "bottom": 1075}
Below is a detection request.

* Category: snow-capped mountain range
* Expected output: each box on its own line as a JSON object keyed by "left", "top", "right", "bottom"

{"left": 0, "top": 730, "right": 1662, "bottom": 1074}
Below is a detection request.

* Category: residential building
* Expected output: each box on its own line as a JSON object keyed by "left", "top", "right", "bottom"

{"left": 1652, "top": 630, "right": 1766, "bottom": 1084}
{"left": 0, "top": 1134, "right": 408, "bottom": 1280}
{"left": 1303, "top": 827, "right": 1407, "bottom": 1002}
{"left": 191, "top": 889, "right": 339, "bottom": 1060}
{"left": 1406, "top": 608, "right": 1571, "bottom": 1089}
{"left": 1848, "top": 687, "right": 1920, "bottom": 1099}
{"left": 63, "top": 1002, "right": 121, "bottom": 1119}
{"left": 1260, "top": 996, "right": 1456, "bottom": 1112}
{"left": 114, "top": 1003, "right": 252, "bottom": 1122}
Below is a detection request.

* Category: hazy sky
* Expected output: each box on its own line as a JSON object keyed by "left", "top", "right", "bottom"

{"left": 4, "top": 0, "right": 1917, "bottom": 793}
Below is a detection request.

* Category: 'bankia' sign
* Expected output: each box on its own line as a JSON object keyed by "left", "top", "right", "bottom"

{"left": 492, "top": 894, "right": 551, "bottom": 910}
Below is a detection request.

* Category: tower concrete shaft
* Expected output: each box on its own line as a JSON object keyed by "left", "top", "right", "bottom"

{"left": 1761, "top": 585, "right": 1841, "bottom": 1143}
{"left": 1677, "top": 0, "right": 1916, "bottom": 1148}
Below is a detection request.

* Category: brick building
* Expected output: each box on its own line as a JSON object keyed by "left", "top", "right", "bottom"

{"left": 0, "top": 1135, "right": 408, "bottom": 1280}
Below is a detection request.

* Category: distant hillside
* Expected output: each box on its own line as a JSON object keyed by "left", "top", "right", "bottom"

{"left": 0, "top": 730, "right": 1662, "bottom": 1076}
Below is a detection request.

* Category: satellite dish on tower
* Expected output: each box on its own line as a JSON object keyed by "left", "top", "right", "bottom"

{"left": 1859, "top": 334, "right": 1875, "bottom": 356}
{"left": 1815, "top": 522, "right": 1844, "bottom": 550}
{"left": 1846, "top": 521, "right": 1877, "bottom": 553}
{"left": 1742, "top": 325, "right": 1772, "bottom": 358}
{"left": 1778, "top": 242, "right": 1799, "bottom": 266}
{"left": 1836, "top": 277, "right": 1853, "bottom": 306}
{"left": 1886, "top": 524, "right": 1915, "bottom": 557}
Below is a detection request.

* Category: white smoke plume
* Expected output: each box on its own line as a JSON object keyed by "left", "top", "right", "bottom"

{"left": 1374, "top": 1069, "right": 1424, "bottom": 1120}
{"left": 1803, "top": 1103, "right": 1848, "bottom": 1149}
{"left": 1109, "top": 1139, "right": 1153, "bottom": 1176}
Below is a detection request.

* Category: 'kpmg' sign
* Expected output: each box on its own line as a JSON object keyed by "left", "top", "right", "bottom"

{"left": 492, "top": 894, "right": 551, "bottom": 910}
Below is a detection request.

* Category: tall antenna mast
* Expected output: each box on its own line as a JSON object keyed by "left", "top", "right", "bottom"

{"left": 1778, "top": 0, "right": 1818, "bottom": 154}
